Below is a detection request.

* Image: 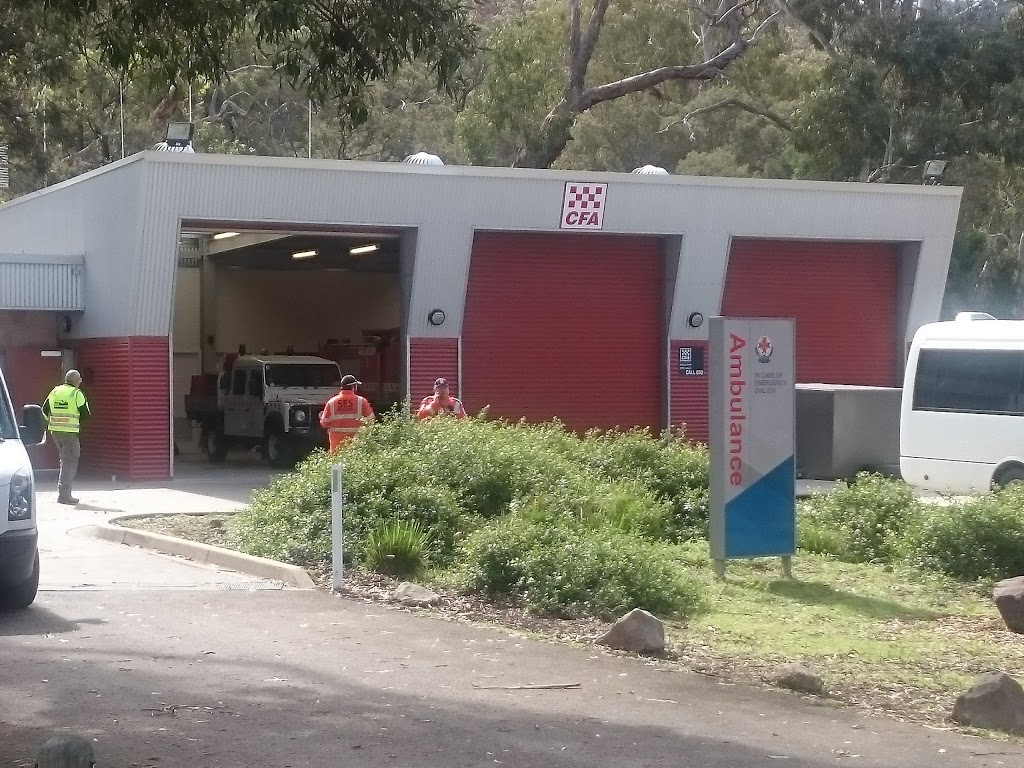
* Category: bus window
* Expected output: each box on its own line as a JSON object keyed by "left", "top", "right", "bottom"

{"left": 913, "top": 349, "right": 1024, "bottom": 415}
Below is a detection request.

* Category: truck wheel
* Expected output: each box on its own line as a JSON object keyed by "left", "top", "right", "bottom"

{"left": 0, "top": 552, "right": 39, "bottom": 611}
{"left": 202, "top": 427, "right": 228, "bottom": 463}
{"left": 994, "top": 464, "right": 1024, "bottom": 488}
{"left": 264, "top": 428, "right": 294, "bottom": 469}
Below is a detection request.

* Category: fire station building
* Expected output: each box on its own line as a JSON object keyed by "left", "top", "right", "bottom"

{"left": 0, "top": 151, "right": 962, "bottom": 479}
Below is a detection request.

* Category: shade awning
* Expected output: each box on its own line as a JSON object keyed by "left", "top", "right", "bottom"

{"left": 0, "top": 254, "right": 85, "bottom": 311}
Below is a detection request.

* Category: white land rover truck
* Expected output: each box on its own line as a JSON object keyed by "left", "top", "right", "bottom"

{"left": 0, "top": 361, "right": 46, "bottom": 610}
{"left": 185, "top": 355, "right": 343, "bottom": 468}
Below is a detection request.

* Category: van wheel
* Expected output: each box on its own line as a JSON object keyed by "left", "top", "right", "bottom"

{"left": 265, "top": 428, "right": 294, "bottom": 469}
{"left": 0, "top": 552, "right": 39, "bottom": 611}
{"left": 994, "top": 465, "right": 1024, "bottom": 489}
{"left": 202, "top": 427, "right": 228, "bottom": 463}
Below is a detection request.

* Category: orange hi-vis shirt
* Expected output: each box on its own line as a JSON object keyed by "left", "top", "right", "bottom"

{"left": 320, "top": 390, "right": 374, "bottom": 450}
{"left": 417, "top": 394, "right": 466, "bottom": 421}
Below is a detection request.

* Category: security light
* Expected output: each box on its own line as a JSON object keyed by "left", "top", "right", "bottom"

{"left": 165, "top": 122, "right": 195, "bottom": 148}
{"left": 292, "top": 249, "right": 318, "bottom": 260}
{"left": 349, "top": 244, "right": 379, "bottom": 255}
{"left": 922, "top": 160, "right": 947, "bottom": 184}
{"left": 213, "top": 231, "right": 240, "bottom": 240}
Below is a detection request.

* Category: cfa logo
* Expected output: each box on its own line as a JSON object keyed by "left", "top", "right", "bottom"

{"left": 560, "top": 182, "right": 607, "bottom": 230}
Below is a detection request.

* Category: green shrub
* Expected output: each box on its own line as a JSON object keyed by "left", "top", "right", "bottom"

{"left": 798, "top": 473, "right": 919, "bottom": 564}
{"left": 901, "top": 487, "right": 1024, "bottom": 582}
{"left": 363, "top": 519, "right": 429, "bottom": 578}
{"left": 456, "top": 512, "right": 709, "bottom": 620}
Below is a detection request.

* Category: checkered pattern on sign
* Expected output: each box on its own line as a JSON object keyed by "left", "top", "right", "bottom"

{"left": 566, "top": 185, "right": 604, "bottom": 210}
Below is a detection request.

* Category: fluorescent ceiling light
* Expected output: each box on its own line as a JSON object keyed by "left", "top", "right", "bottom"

{"left": 350, "top": 244, "right": 379, "bottom": 255}
{"left": 292, "top": 249, "right": 318, "bottom": 260}
{"left": 213, "top": 231, "right": 240, "bottom": 240}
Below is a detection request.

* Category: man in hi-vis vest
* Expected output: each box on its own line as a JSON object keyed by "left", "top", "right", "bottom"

{"left": 42, "top": 369, "right": 92, "bottom": 505}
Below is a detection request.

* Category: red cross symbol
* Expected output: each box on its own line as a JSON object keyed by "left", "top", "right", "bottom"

{"left": 756, "top": 336, "right": 772, "bottom": 356}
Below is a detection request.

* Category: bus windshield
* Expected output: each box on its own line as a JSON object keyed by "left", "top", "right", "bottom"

{"left": 264, "top": 363, "right": 341, "bottom": 389}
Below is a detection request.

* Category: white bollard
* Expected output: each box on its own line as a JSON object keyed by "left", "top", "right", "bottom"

{"left": 331, "top": 462, "right": 344, "bottom": 590}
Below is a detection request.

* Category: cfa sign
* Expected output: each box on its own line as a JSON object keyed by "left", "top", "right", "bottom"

{"left": 709, "top": 317, "right": 796, "bottom": 578}
{"left": 560, "top": 182, "right": 606, "bottom": 229}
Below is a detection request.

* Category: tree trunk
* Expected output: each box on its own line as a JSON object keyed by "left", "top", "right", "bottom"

{"left": 514, "top": 100, "right": 578, "bottom": 169}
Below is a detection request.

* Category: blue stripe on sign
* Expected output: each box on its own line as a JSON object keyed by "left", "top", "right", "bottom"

{"left": 723, "top": 455, "right": 796, "bottom": 559}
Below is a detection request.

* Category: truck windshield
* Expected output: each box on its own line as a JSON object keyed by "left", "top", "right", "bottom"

{"left": 264, "top": 364, "right": 341, "bottom": 389}
{"left": 0, "top": 381, "right": 17, "bottom": 439}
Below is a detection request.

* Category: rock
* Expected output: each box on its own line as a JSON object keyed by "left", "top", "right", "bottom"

{"left": 952, "top": 671, "right": 1024, "bottom": 735}
{"left": 993, "top": 576, "right": 1024, "bottom": 634}
{"left": 770, "top": 663, "right": 825, "bottom": 695}
{"left": 597, "top": 608, "right": 665, "bottom": 654}
{"left": 393, "top": 582, "right": 440, "bottom": 607}
{"left": 36, "top": 734, "right": 95, "bottom": 768}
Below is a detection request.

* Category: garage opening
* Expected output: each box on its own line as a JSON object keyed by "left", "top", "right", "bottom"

{"left": 172, "top": 226, "right": 407, "bottom": 468}
{"left": 461, "top": 232, "right": 665, "bottom": 432}
{"left": 722, "top": 239, "right": 900, "bottom": 387}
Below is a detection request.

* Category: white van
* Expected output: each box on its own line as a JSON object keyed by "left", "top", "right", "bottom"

{"left": 0, "top": 362, "right": 45, "bottom": 610}
{"left": 900, "top": 312, "right": 1024, "bottom": 494}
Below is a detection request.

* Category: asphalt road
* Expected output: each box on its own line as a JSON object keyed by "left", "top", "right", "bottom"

{"left": 2, "top": 590, "right": 1021, "bottom": 768}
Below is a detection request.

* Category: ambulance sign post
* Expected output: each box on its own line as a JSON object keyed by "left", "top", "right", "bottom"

{"left": 709, "top": 317, "right": 796, "bottom": 579}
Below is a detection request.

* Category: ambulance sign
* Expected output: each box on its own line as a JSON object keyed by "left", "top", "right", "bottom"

{"left": 560, "top": 182, "right": 606, "bottom": 229}
{"left": 709, "top": 317, "right": 796, "bottom": 575}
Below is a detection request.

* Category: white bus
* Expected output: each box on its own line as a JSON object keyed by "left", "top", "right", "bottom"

{"left": 901, "top": 312, "right": 1024, "bottom": 494}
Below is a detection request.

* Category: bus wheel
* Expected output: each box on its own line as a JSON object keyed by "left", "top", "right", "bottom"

{"left": 994, "top": 465, "right": 1024, "bottom": 488}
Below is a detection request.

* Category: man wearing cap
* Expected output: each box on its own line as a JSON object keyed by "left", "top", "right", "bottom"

{"left": 42, "top": 368, "right": 92, "bottom": 505}
{"left": 320, "top": 374, "right": 374, "bottom": 451}
{"left": 417, "top": 378, "right": 466, "bottom": 421}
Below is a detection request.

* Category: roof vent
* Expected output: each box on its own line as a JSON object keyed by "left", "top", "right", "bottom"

{"left": 152, "top": 142, "right": 195, "bottom": 153}
{"left": 403, "top": 151, "right": 444, "bottom": 166}
{"left": 631, "top": 165, "right": 669, "bottom": 175}
{"left": 955, "top": 311, "right": 998, "bottom": 322}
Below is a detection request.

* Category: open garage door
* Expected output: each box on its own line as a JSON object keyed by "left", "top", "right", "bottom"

{"left": 172, "top": 227, "right": 407, "bottom": 467}
{"left": 722, "top": 239, "right": 900, "bottom": 386}
{"left": 462, "top": 232, "right": 663, "bottom": 432}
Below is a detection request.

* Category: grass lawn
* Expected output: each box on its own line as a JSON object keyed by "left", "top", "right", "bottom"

{"left": 122, "top": 513, "right": 1024, "bottom": 730}
{"left": 671, "top": 542, "right": 1024, "bottom": 726}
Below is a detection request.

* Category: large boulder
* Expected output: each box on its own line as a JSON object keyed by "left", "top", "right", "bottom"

{"left": 597, "top": 608, "right": 665, "bottom": 654}
{"left": 951, "top": 671, "right": 1024, "bottom": 735}
{"left": 36, "top": 734, "right": 95, "bottom": 768}
{"left": 770, "top": 663, "right": 826, "bottom": 695}
{"left": 393, "top": 582, "right": 440, "bottom": 607}
{"left": 993, "top": 576, "right": 1024, "bottom": 634}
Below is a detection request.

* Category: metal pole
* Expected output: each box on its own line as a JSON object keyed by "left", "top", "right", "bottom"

{"left": 331, "top": 462, "right": 344, "bottom": 589}
{"left": 308, "top": 100, "right": 313, "bottom": 158}
{"left": 119, "top": 79, "right": 125, "bottom": 159}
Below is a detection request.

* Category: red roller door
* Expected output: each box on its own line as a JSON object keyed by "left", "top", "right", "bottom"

{"left": 722, "top": 240, "right": 899, "bottom": 387}
{"left": 462, "top": 232, "right": 663, "bottom": 432}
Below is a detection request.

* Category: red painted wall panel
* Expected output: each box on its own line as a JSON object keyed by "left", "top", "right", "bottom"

{"left": 409, "top": 338, "right": 459, "bottom": 412}
{"left": 462, "top": 232, "right": 662, "bottom": 432}
{"left": 722, "top": 240, "right": 899, "bottom": 387}
{"left": 0, "top": 347, "right": 61, "bottom": 469}
{"left": 669, "top": 340, "right": 709, "bottom": 443}
{"left": 72, "top": 336, "right": 170, "bottom": 480}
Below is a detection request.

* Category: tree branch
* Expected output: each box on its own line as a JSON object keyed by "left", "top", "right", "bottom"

{"left": 774, "top": 0, "right": 837, "bottom": 58}
{"left": 658, "top": 96, "right": 793, "bottom": 136}
{"left": 568, "top": 0, "right": 582, "bottom": 93}
{"left": 582, "top": 12, "right": 781, "bottom": 109}
{"left": 568, "top": 0, "right": 611, "bottom": 102}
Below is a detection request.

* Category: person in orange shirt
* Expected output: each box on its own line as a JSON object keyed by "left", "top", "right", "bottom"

{"left": 417, "top": 377, "right": 466, "bottom": 420}
{"left": 320, "top": 375, "right": 374, "bottom": 451}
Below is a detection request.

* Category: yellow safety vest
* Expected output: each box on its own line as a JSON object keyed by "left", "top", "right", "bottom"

{"left": 46, "top": 384, "right": 86, "bottom": 434}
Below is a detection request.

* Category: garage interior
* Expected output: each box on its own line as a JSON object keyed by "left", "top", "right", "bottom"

{"left": 172, "top": 225, "right": 408, "bottom": 458}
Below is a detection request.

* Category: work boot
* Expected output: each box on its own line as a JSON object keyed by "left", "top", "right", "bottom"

{"left": 57, "top": 487, "right": 79, "bottom": 505}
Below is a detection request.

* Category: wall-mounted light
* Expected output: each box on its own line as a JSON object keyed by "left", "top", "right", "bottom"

{"left": 292, "top": 249, "right": 318, "bottom": 260}
{"left": 165, "top": 121, "right": 195, "bottom": 148}
{"left": 687, "top": 311, "right": 704, "bottom": 328}
{"left": 428, "top": 308, "right": 446, "bottom": 326}
{"left": 350, "top": 244, "right": 379, "bottom": 255}
{"left": 922, "top": 159, "right": 947, "bottom": 185}
{"left": 213, "top": 231, "right": 240, "bottom": 240}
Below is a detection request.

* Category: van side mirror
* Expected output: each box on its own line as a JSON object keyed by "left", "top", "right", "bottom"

{"left": 19, "top": 404, "right": 45, "bottom": 446}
